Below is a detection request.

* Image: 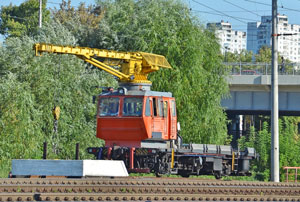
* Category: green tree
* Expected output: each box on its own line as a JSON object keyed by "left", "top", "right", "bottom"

{"left": 278, "top": 117, "right": 300, "bottom": 181}
{"left": 0, "top": 0, "right": 230, "bottom": 176}
{"left": 52, "top": 0, "right": 104, "bottom": 46}
{"left": 0, "top": 20, "right": 116, "bottom": 176}
{"left": 0, "top": 0, "right": 50, "bottom": 37}
{"left": 255, "top": 45, "right": 288, "bottom": 63}
{"left": 225, "top": 49, "right": 253, "bottom": 63}
{"left": 239, "top": 117, "right": 300, "bottom": 181}
{"left": 91, "top": 0, "right": 229, "bottom": 144}
{"left": 255, "top": 45, "right": 272, "bottom": 63}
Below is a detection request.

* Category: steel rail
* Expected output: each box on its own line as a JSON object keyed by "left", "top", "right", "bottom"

{"left": 1, "top": 177, "right": 300, "bottom": 188}
{"left": 1, "top": 193, "right": 300, "bottom": 202}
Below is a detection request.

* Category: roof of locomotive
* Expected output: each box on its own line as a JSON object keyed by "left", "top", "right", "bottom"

{"left": 100, "top": 87, "right": 173, "bottom": 98}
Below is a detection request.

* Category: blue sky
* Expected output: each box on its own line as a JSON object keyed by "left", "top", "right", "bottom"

{"left": 1, "top": 0, "right": 300, "bottom": 39}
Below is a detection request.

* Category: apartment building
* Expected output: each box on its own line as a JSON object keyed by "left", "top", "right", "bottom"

{"left": 207, "top": 21, "right": 247, "bottom": 54}
{"left": 247, "top": 14, "right": 300, "bottom": 63}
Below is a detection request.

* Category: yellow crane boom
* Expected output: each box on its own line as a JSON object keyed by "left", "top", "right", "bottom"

{"left": 34, "top": 43, "right": 171, "bottom": 84}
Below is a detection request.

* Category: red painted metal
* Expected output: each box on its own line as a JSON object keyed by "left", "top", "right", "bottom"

{"left": 129, "top": 148, "right": 135, "bottom": 169}
{"left": 127, "top": 168, "right": 150, "bottom": 173}
{"left": 96, "top": 95, "right": 177, "bottom": 148}
{"left": 107, "top": 147, "right": 112, "bottom": 160}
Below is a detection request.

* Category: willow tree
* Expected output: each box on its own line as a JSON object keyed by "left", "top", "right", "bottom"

{"left": 89, "top": 0, "right": 229, "bottom": 144}
{"left": 0, "top": 19, "right": 116, "bottom": 177}
{"left": 0, "top": 0, "right": 50, "bottom": 38}
{"left": 0, "top": 0, "right": 230, "bottom": 177}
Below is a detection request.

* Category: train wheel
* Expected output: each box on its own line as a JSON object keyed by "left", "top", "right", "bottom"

{"left": 178, "top": 170, "right": 190, "bottom": 178}
{"left": 155, "top": 172, "right": 162, "bottom": 177}
{"left": 214, "top": 171, "right": 222, "bottom": 179}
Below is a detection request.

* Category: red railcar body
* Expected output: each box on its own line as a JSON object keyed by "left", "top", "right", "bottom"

{"left": 96, "top": 90, "right": 177, "bottom": 148}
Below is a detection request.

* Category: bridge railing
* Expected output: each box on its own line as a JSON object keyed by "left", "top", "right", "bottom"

{"left": 224, "top": 62, "right": 300, "bottom": 75}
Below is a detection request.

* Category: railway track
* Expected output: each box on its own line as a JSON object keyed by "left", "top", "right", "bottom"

{"left": 1, "top": 177, "right": 300, "bottom": 201}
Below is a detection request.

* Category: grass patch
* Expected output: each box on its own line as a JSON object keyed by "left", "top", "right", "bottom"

{"left": 0, "top": 160, "right": 11, "bottom": 178}
{"left": 129, "top": 172, "right": 257, "bottom": 181}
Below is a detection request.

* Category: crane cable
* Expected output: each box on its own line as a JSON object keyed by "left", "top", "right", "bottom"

{"left": 52, "top": 55, "right": 61, "bottom": 134}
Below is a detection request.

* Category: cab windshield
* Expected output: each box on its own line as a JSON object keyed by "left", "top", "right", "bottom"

{"left": 99, "top": 97, "right": 120, "bottom": 116}
{"left": 123, "top": 97, "right": 143, "bottom": 117}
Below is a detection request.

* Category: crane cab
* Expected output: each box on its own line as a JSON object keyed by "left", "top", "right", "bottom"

{"left": 96, "top": 87, "right": 177, "bottom": 148}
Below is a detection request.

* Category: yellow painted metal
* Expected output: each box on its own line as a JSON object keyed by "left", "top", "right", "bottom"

{"left": 34, "top": 43, "right": 171, "bottom": 84}
{"left": 171, "top": 148, "right": 175, "bottom": 169}
{"left": 52, "top": 106, "right": 60, "bottom": 120}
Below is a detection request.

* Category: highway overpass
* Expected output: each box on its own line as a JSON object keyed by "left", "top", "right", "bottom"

{"left": 221, "top": 63, "right": 300, "bottom": 116}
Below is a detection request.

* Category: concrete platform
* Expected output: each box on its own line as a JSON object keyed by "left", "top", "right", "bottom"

{"left": 12, "top": 159, "right": 128, "bottom": 177}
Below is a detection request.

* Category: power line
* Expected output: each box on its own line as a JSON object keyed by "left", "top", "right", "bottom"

{"left": 279, "top": 5, "right": 300, "bottom": 13}
{"left": 191, "top": 0, "right": 248, "bottom": 24}
{"left": 223, "top": 0, "right": 261, "bottom": 17}
{"left": 47, "top": 1, "right": 61, "bottom": 5}
{"left": 244, "top": 0, "right": 271, "bottom": 7}
{"left": 195, "top": 9, "right": 271, "bottom": 13}
{"left": 245, "top": 0, "right": 300, "bottom": 13}
{"left": 191, "top": 10, "right": 258, "bottom": 22}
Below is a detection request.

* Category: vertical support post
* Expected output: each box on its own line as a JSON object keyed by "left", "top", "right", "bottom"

{"left": 171, "top": 148, "right": 175, "bottom": 169}
{"left": 43, "top": 142, "right": 47, "bottom": 159}
{"left": 271, "top": 0, "right": 280, "bottom": 182}
{"left": 232, "top": 151, "right": 235, "bottom": 171}
{"left": 129, "top": 148, "right": 135, "bottom": 169}
{"left": 107, "top": 147, "right": 112, "bottom": 160}
{"left": 39, "top": 0, "right": 42, "bottom": 28}
{"left": 75, "top": 143, "right": 80, "bottom": 160}
{"left": 286, "top": 168, "right": 288, "bottom": 182}
{"left": 296, "top": 168, "right": 298, "bottom": 183}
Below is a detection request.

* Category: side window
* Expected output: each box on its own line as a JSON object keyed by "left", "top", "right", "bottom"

{"left": 171, "top": 100, "right": 176, "bottom": 117}
{"left": 163, "top": 101, "right": 168, "bottom": 118}
{"left": 158, "top": 98, "right": 163, "bottom": 117}
{"left": 145, "top": 98, "right": 151, "bottom": 117}
{"left": 153, "top": 97, "right": 158, "bottom": 117}
{"left": 99, "top": 97, "right": 120, "bottom": 116}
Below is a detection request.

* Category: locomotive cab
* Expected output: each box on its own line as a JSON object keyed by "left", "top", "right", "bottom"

{"left": 96, "top": 87, "right": 177, "bottom": 148}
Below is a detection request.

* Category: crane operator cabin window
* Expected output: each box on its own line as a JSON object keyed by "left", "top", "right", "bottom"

{"left": 123, "top": 97, "right": 143, "bottom": 117}
{"left": 99, "top": 97, "right": 120, "bottom": 116}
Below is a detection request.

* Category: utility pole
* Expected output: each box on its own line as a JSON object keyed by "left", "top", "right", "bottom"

{"left": 39, "top": 0, "right": 42, "bottom": 28}
{"left": 271, "top": 0, "right": 279, "bottom": 182}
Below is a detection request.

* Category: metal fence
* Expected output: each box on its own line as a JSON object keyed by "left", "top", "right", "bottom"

{"left": 224, "top": 62, "right": 300, "bottom": 76}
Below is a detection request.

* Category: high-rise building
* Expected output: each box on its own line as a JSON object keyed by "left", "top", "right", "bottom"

{"left": 207, "top": 21, "right": 246, "bottom": 55}
{"left": 247, "top": 14, "right": 300, "bottom": 62}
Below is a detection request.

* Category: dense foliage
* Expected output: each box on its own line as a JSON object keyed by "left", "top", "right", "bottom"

{"left": 0, "top": 0, "right": 50, "bottom": 37}
{"left": 224, "top": 49, "right": 253, "bottom": 63}
{"left": 92, "top": 0, "right": 229, "bottom": 143}
{"left": 239, "top": 117, "right": 300, "bottom": 181}
{"left": 0, "top": 21, "right": 114, "bottom": 177}
{"left": 0, "top": 0, "right": 229, "bottom": 177}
